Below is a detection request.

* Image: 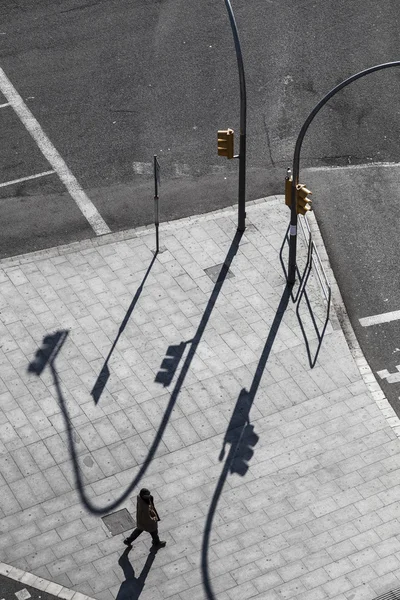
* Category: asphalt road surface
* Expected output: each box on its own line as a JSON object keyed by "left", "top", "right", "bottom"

{"left": 307, "top": 163, "right": 400, "bottom": 417}
{"left": 1, "top": 0, "right": 400, "bottom": 257}
{"left": 0, "top": 574, "right": 61, "bottom": 600}
{"left": 1, "top": 2, "right": 400, "bottom": 417}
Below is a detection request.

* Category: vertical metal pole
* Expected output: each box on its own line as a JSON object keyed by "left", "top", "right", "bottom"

{"left": 287, "top": 177, "right": 298, "bottom": 285}
{"left": 224, "top": 0, "right": 246, "bottom": 232}
{"left": 154, "top": 155, "right": 159, "bottom": 254}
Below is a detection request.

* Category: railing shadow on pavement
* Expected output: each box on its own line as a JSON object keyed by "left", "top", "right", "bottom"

{"left": 279, "top": 224, "right": 310, "bottom": 303}
{"left": 280, "top": 218, "right": 331, "bottom": 368}
{"left": 295, "top": 260, "right": 331, "bottom": 368}
{"left": 28, "top": 230, "right": 243, "bottom": 516}
{"left": 201, "top": 285, "right": 291, "bottom": 600}
{"left": 91, "top": 252, "right": 158, "bottom": 404}
{"left": 115, "top": 546, "right": 157, "bottom": 600}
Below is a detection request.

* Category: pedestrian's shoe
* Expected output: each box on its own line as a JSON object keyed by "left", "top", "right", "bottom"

{"left": 123, "top": 539, "right": 132, "bottom": 546}
{"left": 153, "top": 540, "right": 166, "bottom": 548}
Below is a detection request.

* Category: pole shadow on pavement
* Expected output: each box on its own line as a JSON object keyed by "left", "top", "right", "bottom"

{"left": 91, "top": 252, "right": 158, "bottom": 404}
{"left": 201, "top": 285, "right": 291, "bottom": 600}
{"left": 115, "top": 546, "right": 157, "bottom": 600}
{"left": 28, "top": 230, "right": 243, "bottom": 515}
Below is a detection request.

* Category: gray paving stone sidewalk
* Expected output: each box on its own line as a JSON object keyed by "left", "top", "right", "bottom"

{"left": 0, "top": 196, "right": 400, "bottom": 600}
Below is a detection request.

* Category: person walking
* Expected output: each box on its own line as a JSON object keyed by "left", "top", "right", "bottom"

{"left": 124, "top": 488, "right": 166, "bottom": 549}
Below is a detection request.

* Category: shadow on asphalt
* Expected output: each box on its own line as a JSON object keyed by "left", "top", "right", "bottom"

{"left": 201, "top": 285, "right": 291, "bottom": 600}
{"left": 115, "top": 546, "right": 157, "bottom": 600}
{"left": 28, "top": 230, "right": 243, "bottom": 515}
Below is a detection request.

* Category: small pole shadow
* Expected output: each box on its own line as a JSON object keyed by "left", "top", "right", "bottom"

{"left": 115, "top": 546, "right": 157, "bottom": 600}
{"left": 91, "top": 253, "right": 157, "bottom": 403}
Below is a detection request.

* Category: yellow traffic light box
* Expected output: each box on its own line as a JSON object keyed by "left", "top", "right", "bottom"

{"left": 296, "top": 184, "right": 312, "bottom": 215}
{"left": 285, "top": 171, "right": 293, "bottom": 208}
{"left": 218, "top": 129, "right": 234, "bottom": 159}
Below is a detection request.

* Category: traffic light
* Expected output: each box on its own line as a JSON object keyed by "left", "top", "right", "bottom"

{"left": 217, "top": 129, "right": 234, "bottom": 159}
{"left": 296, "top": 183, "right": 312, "bottom": 215}
{"left": 285, "top": 169, "right": 292, "bottom": 208}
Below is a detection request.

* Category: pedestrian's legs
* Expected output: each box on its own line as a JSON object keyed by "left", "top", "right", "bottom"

{"left": 124, "top": 528, "right": 143, "bottom": 545}
{"left": 150, "top": 530, "right": 160, "bottom": 545}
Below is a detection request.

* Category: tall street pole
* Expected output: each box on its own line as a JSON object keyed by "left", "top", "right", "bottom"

{"left": 224, "top": 0, "right": 247, "bottom": 232}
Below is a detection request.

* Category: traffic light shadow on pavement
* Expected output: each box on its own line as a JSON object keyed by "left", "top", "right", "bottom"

{"left": 202, "top": 284, "right": 291, "bottom": 600}
{"left": 28, "top": 330, "right": 69, "bottom": 375}
{"left": 218, "top": 389, "right": 259, "bottom": 477}
{"left": 154, "top": 341, "right": 187, "bottom": 387}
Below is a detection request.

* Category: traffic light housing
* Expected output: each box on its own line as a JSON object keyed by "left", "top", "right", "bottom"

{"left": 296, "top": 184, "right": 312, "bottom": 215}
{"left": 285, "top": 172, "right": 293, "bottom": 208}
{"left": 218, "top": 129, "right": 234, "bottom": 159}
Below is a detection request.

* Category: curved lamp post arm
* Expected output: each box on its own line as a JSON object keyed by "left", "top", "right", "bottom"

{"left": 288, "top": 61, "right": 400, "bottom": 285}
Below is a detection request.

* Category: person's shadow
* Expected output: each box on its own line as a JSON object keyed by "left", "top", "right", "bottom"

{"left": 115, "top": 547, "right": 157, "bottom": 600}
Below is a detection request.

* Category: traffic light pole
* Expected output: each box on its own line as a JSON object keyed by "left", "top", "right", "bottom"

{"left": 224, "top": 0, "right": 247, "bottom": 232}
{"left": 287, "top": 60, "right": 400, "bottom": 286}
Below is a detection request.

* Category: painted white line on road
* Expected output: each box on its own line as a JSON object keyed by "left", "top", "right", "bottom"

{"left": 308, "top": 161, "right": 400, "bottom": 172}
{"left": 0, "top": 67, "right": 111, "bottom": 235}
{"left": 359, "top": 310, "right": 400, "bottom": 327}
{"left": 0, "top": 170, "right": 55, "bottom": 188}
{"left": 0, "top": 102, "right": 10, "bottom": 108}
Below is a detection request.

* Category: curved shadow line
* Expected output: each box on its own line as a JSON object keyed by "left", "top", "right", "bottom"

{"left": 202, "top": 285, "right": 291, "bottom": 599}
{"left": 46, "top": 231, "right": 243, "bottom": 515}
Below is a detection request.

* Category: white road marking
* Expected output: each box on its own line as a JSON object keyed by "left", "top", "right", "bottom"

{"left": 359, "top": 310, "right": 400, "bottom": 327}
{"left": 0, "top": 66, "right": 111, "bottom": 235}
{"left": 132, "top": 161, "right": 152, "bottom": 175}
{"left": 308, "top": 161, "right": 400, "bottom": 172}
{"left": 377, "top": 366, "right": 400, "bottom": 384}
{"left": 15, "top": 590, "right": 31, "bottom": 600}
{"left": 0, "top": 170, "right": 55, "bottom": 188}
{"left": 0, "top": 102, "right": 10, "bottom": 108}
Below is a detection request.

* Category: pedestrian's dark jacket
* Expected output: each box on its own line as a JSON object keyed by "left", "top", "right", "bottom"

{"left": 136, "top": 494, "right": 160, "bottom": 532}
